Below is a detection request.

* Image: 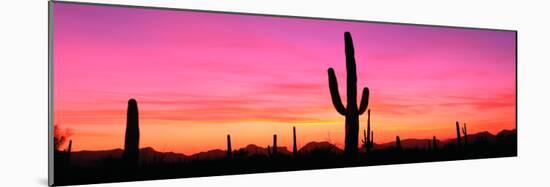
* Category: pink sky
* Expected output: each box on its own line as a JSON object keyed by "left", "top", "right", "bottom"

{"left": 53, "top": 2, "right": 516, "bottom": 155}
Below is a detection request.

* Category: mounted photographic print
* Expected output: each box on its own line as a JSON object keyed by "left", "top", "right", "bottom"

{"left": 48, "top": 1, "right": 517, "bottom": 186}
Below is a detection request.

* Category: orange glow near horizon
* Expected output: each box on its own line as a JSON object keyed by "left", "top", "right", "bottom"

{"left": 53, "top": 3, "right": 516, "bottom": 155}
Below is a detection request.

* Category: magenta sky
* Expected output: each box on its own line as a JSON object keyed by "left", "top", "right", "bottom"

{"left": 53, "top": 2, "right": 516, "bottom": 154}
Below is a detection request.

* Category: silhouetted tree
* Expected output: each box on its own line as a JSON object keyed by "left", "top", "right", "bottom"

{"left": 293, "top": 127, "right": 298, "bottom": 157}
{"left": 54, "top": 124, "right": 72, "bottom": 151}
{"left": 462, "top": 123, "right": 468, "bottom": 146}
{"left": 123, "top": 98, "right": 140, "bottom": 167}
{"left": 455, "top": 121, "right": 461, "bottom": 146}
{"left": 227, "top": 134, "right": 232, "bottom": 159}
{"left": 327, "top": 32, "right": 370, "bottom": 156}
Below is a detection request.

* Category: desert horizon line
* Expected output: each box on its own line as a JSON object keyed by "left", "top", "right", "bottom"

{"left": 59, "top": 127, "right": 515, "bottom": 155}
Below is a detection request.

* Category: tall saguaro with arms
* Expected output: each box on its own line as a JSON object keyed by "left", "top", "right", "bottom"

{"left": 327, "top": 32, "right": 370, "bottom": 156}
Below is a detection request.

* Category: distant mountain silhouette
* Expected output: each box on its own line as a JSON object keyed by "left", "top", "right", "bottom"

{"left": 369, "top": 129, "right": 512, "bottom": 150}
{"left": 69, "top": 145, "right": 291, "bottom": 166}
{"left": 69, "top": 147, "right": 187, "bottom": 167}
{"left": 191, "top": 149, "right": 225, "bottom": 160}
{"left": 299, "top": 141, "right": 343, "bottom": 154}
{"left": 67, "top": 129, "right": 514, "bottom": 167}
{"left": 235, "top": 144, "right": 291, "bottom": 156}
{"left": 497, "top": 129, "right": 517, "bottom": 137}
{"left": 69, "top": 148, "right": 124, "bottom": 167}
{"left": 239, "top": 144, "right": 268, "bottom": 156}
{"left": 140, "top": 147, "right": 187, "bottom": 163}
{"left": 374, "top": 138, "right": 431, "bottom": 150}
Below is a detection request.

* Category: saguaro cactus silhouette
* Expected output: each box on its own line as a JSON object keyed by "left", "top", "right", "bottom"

{"left": 327, "top": 32, "right": 370, "bottom": 155}
{"left": 227, "top": 134, "right": 232, "bottom": 158}
{"left": 123, "top": 98, "right": 140, "bottom": 167}
{"left": 292, "top": 127, "right": 297, "bottom": 156}
{"left": 272, "top": 134, "right": 278, "bottom": 156}
{"left": 462, "top": 123, "right": 468, "bottom": 145}
{"left": 455, "top": 121, "right": 461, "bottom": 146}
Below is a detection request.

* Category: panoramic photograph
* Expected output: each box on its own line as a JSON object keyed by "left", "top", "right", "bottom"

{"left": 51, "top": 2, "right": 516, "bottom": 186}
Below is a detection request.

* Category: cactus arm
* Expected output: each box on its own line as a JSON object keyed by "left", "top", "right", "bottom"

{"left": 328, "top": 68, "right": 347, "bottom": 115}
{"left": 344, "top": 32, "right": 358, "bottom": 110}
{"left": 358, "top": 87, "right": 370, "bottom": 115}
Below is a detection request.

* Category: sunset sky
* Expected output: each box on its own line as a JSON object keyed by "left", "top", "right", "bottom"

{"left": 53, "top": 3, "right": 516, "bottom": 155}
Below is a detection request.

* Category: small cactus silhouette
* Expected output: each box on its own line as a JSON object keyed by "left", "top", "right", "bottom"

{"left": 123, "top": 98, "right": 140, "bottom": 167}
{"left": 361, "top": 109, "right": 373, "bottom": 152}
{"left": 455, "top": 121, "right": 461, "bottom": 146}
{"left": 292, "top": 127, "right": 297, "bottom": 157}
{"left": 462, "top": 123, "right": 468, "bottom": 145}
{"left": 227, "top": 134, "right": 232, "bottom": 158}
{"left": 327, "top": 32, "right": 370, "bottom": 156}
{"left": 370, "top": 131, "right": 374, "bottom": 148}
{"left": 361, "top": 129, "right": 373, "bottom": 152}
{"left": 267, "top": 145, "right": 272, "bottom": 157}
{"left": 396, "top": 136, "right": 402, "bottom": 150}
{"left": 272, "top": 134, "right": 277, "bottom": 156}
{"left": 427, "top": 140, "right": 432, "bottom": 150}
{"left": 362, "top": 129, "right": 368, "bottom": 151}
